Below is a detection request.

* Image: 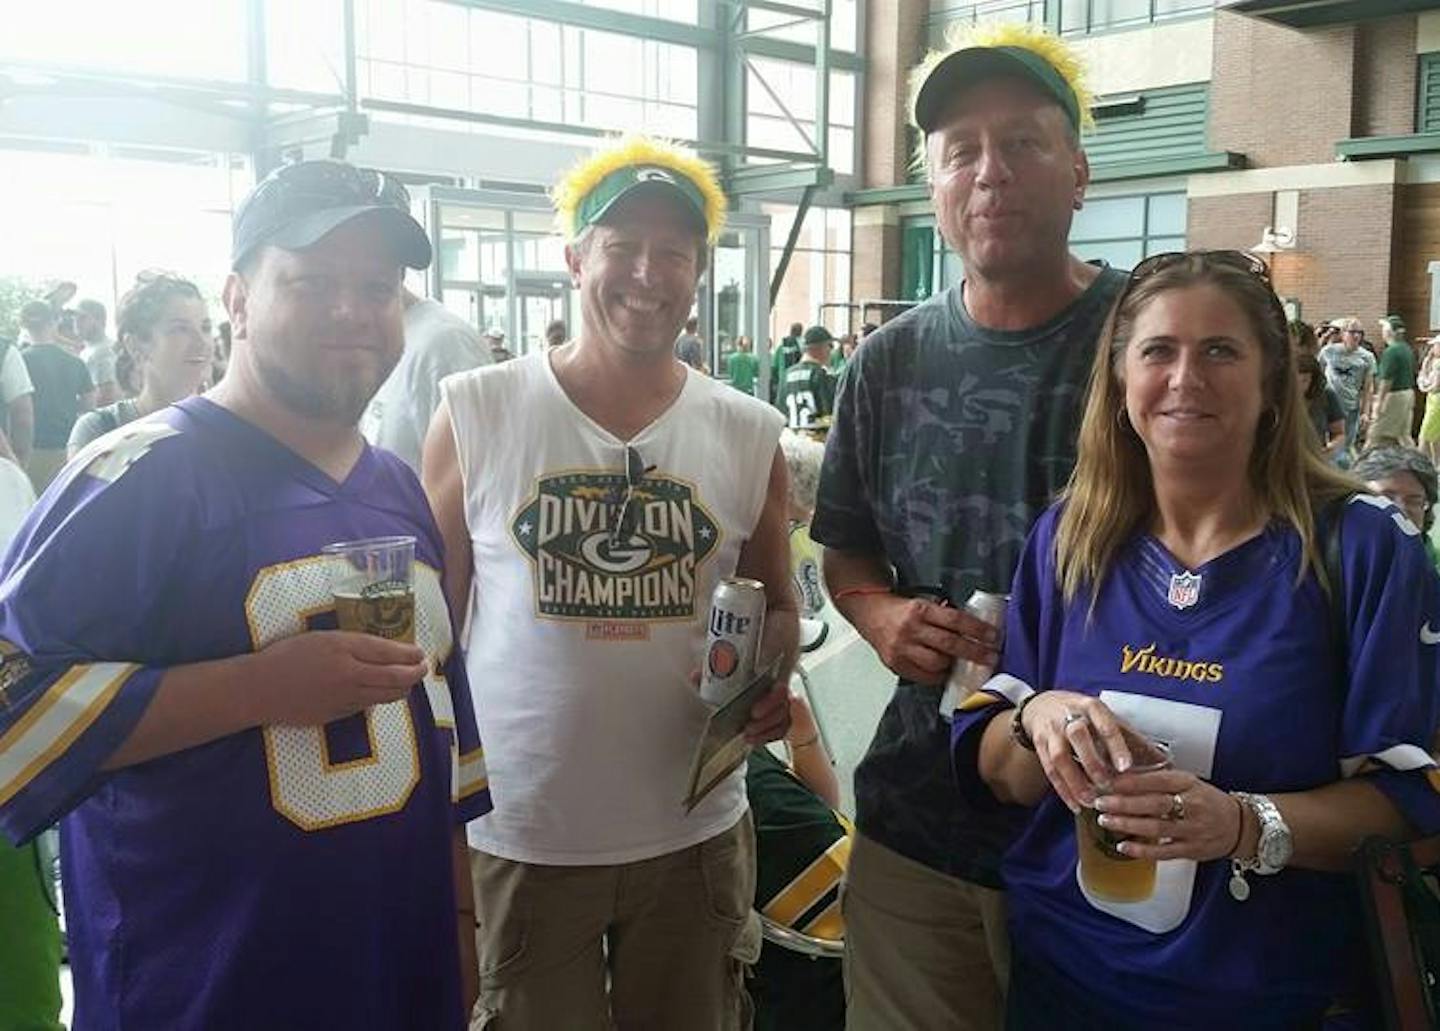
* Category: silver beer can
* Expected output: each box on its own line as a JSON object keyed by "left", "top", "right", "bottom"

{"left": 938, "top": 590, "right": 1008, "bottom": 719}
{"left": 700, "top": 577, "right": 767, "bottom": 706}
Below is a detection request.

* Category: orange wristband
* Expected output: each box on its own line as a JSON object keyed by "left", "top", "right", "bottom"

{"left": 832, "top": 585, "right": 892, "bottom": 602}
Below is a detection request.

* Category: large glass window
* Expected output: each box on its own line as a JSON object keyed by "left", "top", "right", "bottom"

{"left": 899, "top": 189, "right": 1186, "bottom": 300}
{"left": 746, "top": 60, "right": 857, "bottom": 174}
{"left": 0, "top": 147, "right": 250, "bottom": 317}
{"left": 355, "top": 0, "right": 699, "bottom": 138}
{"left": 745, "top": 0, "right": 860, "bottom": 53}
{"left": 930, "top": 0, "right": 1210, "bottom": 38}
{"left": 764, "top": 204, "right": 852, "bottom": 337}
{"left": 1070, "top": 191, "right": 1187, "bottom": 270}
{"left": 2, "top": 0, "right": 248, "bottom": 81}
{"left": 575, "top": 0, "right": 699, "bottom": 22}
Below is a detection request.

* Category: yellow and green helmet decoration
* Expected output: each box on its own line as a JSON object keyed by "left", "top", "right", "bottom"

{"left": 552, "top": 135, "right": 728, "bottom": 245}
{"left": 911, "top": 22, "right": 1094, "bottom": 134}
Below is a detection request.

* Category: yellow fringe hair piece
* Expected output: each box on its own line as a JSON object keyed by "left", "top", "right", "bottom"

{"left": 552, "top": 135, "right": 728, "bottom": 245}
{"left": 909, "top": 21, "right": 1095, "bottom": 133}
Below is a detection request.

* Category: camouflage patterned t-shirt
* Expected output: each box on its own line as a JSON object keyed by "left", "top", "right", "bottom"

{"left": 811, "top": 266, "right": 1126, "bottom": 886}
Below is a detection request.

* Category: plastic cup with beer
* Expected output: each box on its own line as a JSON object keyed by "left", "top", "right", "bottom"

{"left": 322, "top": 536, "right": 417, "bottom": 644}
{"left": 1074, "top": 735, "right": 1172, "bottom": 903}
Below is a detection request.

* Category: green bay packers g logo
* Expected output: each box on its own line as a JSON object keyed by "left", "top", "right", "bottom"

{"left": 511, "top": 469, "right": 721, "bottom": 621}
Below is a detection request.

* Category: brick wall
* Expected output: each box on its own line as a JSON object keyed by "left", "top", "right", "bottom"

{"left": 852, "top": 0, "right": 927, "bottom": 318}
{"left": 1392, "top": 182, "right": 1440, "bottom": 333}
{"left": 1186, "top": 192, "right": 1272, "bottom": 252}
{"left": 852, "top": 216, "right": 901, "bottom": 301}
{"left": 1354, "top": 15, "right": 1419, "bottom": 138}
{"left": 1208, "top": 11, "right": 1357, "bottom": 167}
{"left": 862, "top": 0, "right": 928, "bottom": 188}
{"left": 1190, "top": 185, "right": 1398, "bottom": 324}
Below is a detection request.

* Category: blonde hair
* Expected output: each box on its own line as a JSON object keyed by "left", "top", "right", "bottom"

{"left": 1054, "top": 254, "right": 1362, "bottom": 604}
{"left": 551, "top": 135, "right": 727, "bottom": 245}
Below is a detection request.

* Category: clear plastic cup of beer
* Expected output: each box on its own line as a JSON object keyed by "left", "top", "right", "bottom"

{"left": 322, "top": 536, "right": 417, "bottom": 644}
{"left": 1074, "top": 735, "right": 1172, "bottom": 903}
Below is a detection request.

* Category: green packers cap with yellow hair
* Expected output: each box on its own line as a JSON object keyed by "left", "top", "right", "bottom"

{"left": 552, "top": 135, "right": 728, "bottom": 245}
{"left": 912, "top": 22, "right": 1094, "bottom": 134}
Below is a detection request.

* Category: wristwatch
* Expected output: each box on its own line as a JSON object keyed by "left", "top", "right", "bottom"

{"left": 1228, "top": 792, "right": 1293, "bottom": 901}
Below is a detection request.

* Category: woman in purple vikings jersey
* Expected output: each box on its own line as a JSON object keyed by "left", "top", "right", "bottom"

{"left": 951, "top": 251, "right": 1440, "bottom": 1028}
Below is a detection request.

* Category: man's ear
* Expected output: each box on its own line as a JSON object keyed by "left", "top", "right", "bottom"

{"left": 1072, "top": 146, "right": 1091, "bottom": 211}
{"left": 222, "top": 272, "right": 250, "bottom": 341}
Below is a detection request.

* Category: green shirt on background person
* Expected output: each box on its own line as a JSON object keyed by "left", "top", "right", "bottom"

{"left": 726, "top": 350, "right": 759, "bottom": 395}
{"left": 0, "top": 837, "right": 64, "bottom": 1031}
{"left": 1378, "top": 339, "right": 1417, "bottom": 391}
{"left": 771, "top": 334, "right": 802, "bottom": 404}
{"left": 779, "top": 360, "right": 836, "bottom": 430}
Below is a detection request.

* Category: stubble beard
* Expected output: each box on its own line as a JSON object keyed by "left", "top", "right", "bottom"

{"left": 255, "top": 350, "right": 389, "bottom": 425}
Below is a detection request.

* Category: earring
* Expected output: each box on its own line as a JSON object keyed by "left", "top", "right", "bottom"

{"left": 1262, "top": 409, "right": 1280, "bottom": 434}
{"left": 1115, "top": 407, "right": 1133, "bottom": 433}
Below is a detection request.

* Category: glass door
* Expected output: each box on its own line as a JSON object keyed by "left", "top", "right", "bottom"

{"left": 707, "top": 213, "right": 769, "bottom": 398}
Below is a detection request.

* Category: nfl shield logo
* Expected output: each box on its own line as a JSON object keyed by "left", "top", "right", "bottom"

{"left": 1167, "top": 572, "right": 1202, "bottom": 610}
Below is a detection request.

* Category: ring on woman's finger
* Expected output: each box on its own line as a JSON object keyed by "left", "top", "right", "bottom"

{"left": 1164, "top": 793, "right": 1187, "bottom": 821}
{"left": 1063, "top": 710, "right": 1087, "bottom": 728}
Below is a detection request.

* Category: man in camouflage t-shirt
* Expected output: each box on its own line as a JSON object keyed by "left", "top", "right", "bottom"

{"left": 811, "top": 24, "right": 1124, "bottom": 1031}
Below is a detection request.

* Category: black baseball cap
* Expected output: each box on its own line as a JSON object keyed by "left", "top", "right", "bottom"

{"left": 231, "top": 159, "right": 432, "bottom": 270}
{"left": 803, "top": 325, "right": 835, "bottom": 347}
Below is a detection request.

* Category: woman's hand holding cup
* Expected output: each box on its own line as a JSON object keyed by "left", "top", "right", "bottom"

{"left": 1019, "top": 690, "right": 1137, "bottom": 813}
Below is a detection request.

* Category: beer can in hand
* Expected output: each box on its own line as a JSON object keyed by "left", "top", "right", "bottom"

{"left": 700, "top": 577, "right": 767, "bottom": 707}
{"left": 938, "top": 590, "right": 1008, "bottom": 719}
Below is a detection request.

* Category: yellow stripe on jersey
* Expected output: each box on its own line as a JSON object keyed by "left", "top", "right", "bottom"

{"left": 801, "top": 897, "right": 844, "bottom": 942}
{"left": 458, "top": 746, "right": 489, "bottom": 799}
{"left": 761, "top": 834, "right": 853, "bottom": 928}
{"left": 957, "top": 690, "right": 1004, "bottom": 713}
{"left": 0, "top": 663, "right": 139, "bottom": 807}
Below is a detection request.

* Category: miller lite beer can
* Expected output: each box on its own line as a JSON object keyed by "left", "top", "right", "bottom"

{"left": 700, "top": 577, "right": 767, "bottom": 706}
{"left": 938, "top": 590, "right": 1008, "bottom": 719}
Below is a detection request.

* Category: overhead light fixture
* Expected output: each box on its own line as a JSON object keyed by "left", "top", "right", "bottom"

{"left": 1250, "top": 225, "right": 1295, "bottom": 254}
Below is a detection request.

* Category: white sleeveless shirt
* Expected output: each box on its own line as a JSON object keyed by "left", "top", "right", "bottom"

{"left": 445, "top": 352, "right": 784, "bottom": 864}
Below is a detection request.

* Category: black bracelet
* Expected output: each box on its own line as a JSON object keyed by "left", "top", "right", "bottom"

{"left": 1225, "top": 793, "right": 1246, "bottom": 858}
{"left": 1010, "top": 693, "right": 1040, "bottom": 752}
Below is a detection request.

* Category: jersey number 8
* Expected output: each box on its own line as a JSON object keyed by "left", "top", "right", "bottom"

{"left": 245, "top": 557, "right": 456, "bottom": 832}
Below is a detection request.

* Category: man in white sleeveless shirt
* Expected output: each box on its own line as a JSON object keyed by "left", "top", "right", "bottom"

{"left": 424, "top": 136, "right": 798, "bottom": 1030}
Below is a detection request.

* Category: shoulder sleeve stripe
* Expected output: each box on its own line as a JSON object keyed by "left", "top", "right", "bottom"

{"left": 959, "top": 673, "right": 1033, "bottom": 711}
{"left": 0, "top": 662, "right": 139, "bottom": 807}
{"left": 760, "top": 833, "right": 851, "bottom": 927}
{"left": 1341, "top": 744, "right": 1434, "bottom": 778}
{"left": 458, "top": 746, "right": 488, "bottom": 799}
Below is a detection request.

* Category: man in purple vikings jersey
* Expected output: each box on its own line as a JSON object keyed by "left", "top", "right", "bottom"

{"left": 951, "top": 251, "right": 1440, "bottom": 1028}
{"left": 0, "top": 160, "right": 491, "bottom": 1031}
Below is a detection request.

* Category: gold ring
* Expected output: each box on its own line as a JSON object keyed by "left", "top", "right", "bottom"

{"left": 1165, "top": 793, "right": 1186, "bottom": 821}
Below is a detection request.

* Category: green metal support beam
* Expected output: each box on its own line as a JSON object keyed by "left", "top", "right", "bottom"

{"left": 453, "top": 0, "right": 716, "bottom": 48}
{"left": 770, "top": 183, "right": 817, "bottom": 308}
{"left": 727, "top": 163, "right": 835, "bottom": 195}
{"left": 1336, "top": 133, "right": 1440, "bottom": 160}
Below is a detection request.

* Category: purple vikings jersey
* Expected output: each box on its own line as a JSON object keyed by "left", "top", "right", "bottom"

{"left": 0, "top": 398, "right": 491, "bottom": 1031}
{"left": 953, "top": 497, "right": 1440, "bottom": 1027}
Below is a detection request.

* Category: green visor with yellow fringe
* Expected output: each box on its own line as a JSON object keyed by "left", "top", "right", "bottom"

{"left": 574, "top": 164, "right": 709, "bottom": 239}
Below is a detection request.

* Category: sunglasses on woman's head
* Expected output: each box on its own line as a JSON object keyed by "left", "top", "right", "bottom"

{"left": 1118, "top": 249, "right": 1287, "bottom": 331}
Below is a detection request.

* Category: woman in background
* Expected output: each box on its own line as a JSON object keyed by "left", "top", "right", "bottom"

{"left": 68, "top": 272, "right": 211, "bottom": 456}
